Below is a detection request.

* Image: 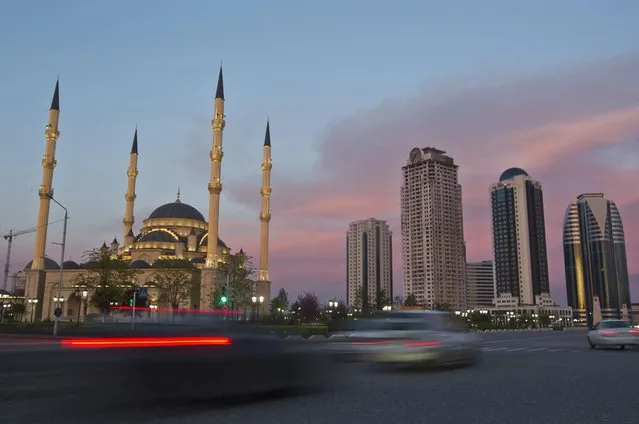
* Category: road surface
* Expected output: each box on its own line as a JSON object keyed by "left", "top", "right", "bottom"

{"left": 2, "top": 330, "right": 636, "bottom": 424}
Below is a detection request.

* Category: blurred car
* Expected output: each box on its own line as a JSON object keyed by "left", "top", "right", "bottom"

{"left": 2, "top": 319, "right": 333, "bottom": 405}
{"left": 326, "top": 310, "right": 483, "bottom": 369}
{"left": 587, "top": 319, "right": 639, "bottom": 350}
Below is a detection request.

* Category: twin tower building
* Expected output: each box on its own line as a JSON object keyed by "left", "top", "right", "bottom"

{"left": 399, "top": 148, "right": 630, "bottom": 326}
{"left": 24, "top": 67, "right": 273, "bottom": 321}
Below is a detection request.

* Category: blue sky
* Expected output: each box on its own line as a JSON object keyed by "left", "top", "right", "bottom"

{"left": 1, "top": 0, "right": 638, "bottom": 301}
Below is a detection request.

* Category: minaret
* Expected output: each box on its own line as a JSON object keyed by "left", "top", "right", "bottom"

{"left": 202, "top": 66, "right": 225, "bottom": 309}
{"left": 258, "top": 120, "right": 272, "bottom": 282}
{"left": 205, "top": 66, "right": 225, "bottom": 269}
{"left": 255, "top": 120, "right": 273, "bottom": 307}
{"left": 123, "top": 129, "right": 139, "bottom": 248}
{"left": 31, "top": 80, "right": 60, "bottom": 271}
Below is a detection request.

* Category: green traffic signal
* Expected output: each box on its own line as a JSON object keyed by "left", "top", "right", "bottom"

{"left": 220, "top": 295, "right": 228, "bottom": 304}
{"left": 129, "top": 298, "right": 133, "bottom": 306}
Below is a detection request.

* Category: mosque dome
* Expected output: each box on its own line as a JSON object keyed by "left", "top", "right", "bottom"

{"left": 23, "top": 257, "right": 60, "bottom": 270}
{"left": 61, "top": 260, "right": 80, "bottom": 269}
{"left": 130, "top": 260, "right": 151, "bottom": 269}
{"left": 499, "top": 167, "right": 529, "bottom": 182}
{"left": 148, "top": 199, "right": 206, "bottom": 222}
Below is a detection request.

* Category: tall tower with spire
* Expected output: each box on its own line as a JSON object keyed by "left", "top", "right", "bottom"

{"left": 32, "top": 80, "right": 60, "bottom": 271}
{"left": 202, "top": 66, "right": 225, "bottom": 308}
{"left": 123, "top": 129, "right": 139, "bottom": 249}
{"left": 256, "top": 120, "right": 273, "bottom": 304}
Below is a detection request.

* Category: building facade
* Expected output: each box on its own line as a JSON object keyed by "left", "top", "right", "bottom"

{"left": 400, "top": 147, "right": 466, "bottom": 311}
{"left": 563, "top": 193, "right": 632, "bottom": 326}
{"left": 346, "top": 218, "right": 393, "bottom": 309}
{"left": 466, "top": 260, "right": 494, "bottom": 308}
{"left": 490, "top": 168, "right": 551, "bottom": 306}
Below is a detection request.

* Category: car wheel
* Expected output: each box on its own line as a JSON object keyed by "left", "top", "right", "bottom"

{"left": 588, "top": 337, "right": 596, "bottom": 349}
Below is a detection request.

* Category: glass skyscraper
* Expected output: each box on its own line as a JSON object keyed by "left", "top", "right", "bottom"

{"left": 563, "top": 193, "right": 631, "bottom": 326}
{"left": 490, "top": 168, "right": 550, "bottom": 306}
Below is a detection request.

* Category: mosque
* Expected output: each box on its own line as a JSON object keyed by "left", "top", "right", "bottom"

{"left": 22, "top": 68, "right": 273, "bottom": 321}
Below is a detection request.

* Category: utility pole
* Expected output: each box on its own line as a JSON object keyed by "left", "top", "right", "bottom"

{"left": 49, "top": 196, "right": 68, "bottom": 337}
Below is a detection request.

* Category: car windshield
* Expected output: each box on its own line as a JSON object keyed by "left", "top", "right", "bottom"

{"left": 598, "top": 320, "right": 631, "bottom": 329}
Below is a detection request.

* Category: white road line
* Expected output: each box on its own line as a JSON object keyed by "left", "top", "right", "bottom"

{"left": 483, "top": 336, "right": 565, "bottom": 344}
{"left": 506, "top": 347, "right": 528, "bottom": 351}
{"left": 547, "top": 349, "right": 564, "bottom": 352}
{"left": 482, "top": 347, "right": 508, "bottom": 351}
{"left": 524, "top": 348, "right": 547, "bottom": 352}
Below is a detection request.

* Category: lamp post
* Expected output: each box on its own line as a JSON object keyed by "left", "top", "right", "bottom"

{"left": 0, "top": 293, "right": 10, "bottom": 323}
{"left": 52, "top": 296, "right": 65, "bottom": 327}
{"left": 28, "top": 298, "right": 39, "bottom": 322}
{"left": 81, "top": 289, "right": 88, "bottom": 318}
{"left": 251, "top": 296, "right": 257, "bottom": 321}
{"left": 48, "top": 195, "right": 68, "bottom": 337}
{"left": 258, "top": 295, "right": 264, "bottom": 320}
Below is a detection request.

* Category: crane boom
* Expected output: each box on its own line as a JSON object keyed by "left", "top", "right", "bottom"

{"left": 2, "top": 218, "right": 66, "bottom": 291}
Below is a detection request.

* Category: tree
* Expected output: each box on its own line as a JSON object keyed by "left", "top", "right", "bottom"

{"left": 432, "top": 302, "right": 452, "bottom": 312}
{"left": 404, "top": 293, "right": 419, "bottom": 307}
{"left": 215, "top": 251, "right": 256, "bottom": 311}
{"left": 71, "top": 247, "right": 140, "bottom": 314}
{"left": 375, "top": 289, "right": 391, "bottom": 311}
{"left": 291, "top": 292, "right": 320, "bottom": 322}
{"left": 270, "top": 288, "right": 289, "bottom": 314}
{"left": 152, "top": 259, "right": 195, "bottom": 310}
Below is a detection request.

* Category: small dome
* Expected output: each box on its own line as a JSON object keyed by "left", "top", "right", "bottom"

{"left": 499, "top": 167, "right": 529, "bottom": 182}
{"left": 62, "top": 260, "right": 80, "bottom": 270}
{"left": 137, "top": 230, "right": 180, "bottom": 243}
{"left": 198, "top": 233, "right": 227, "bottom": 248}
{"left": 148, "top": 201, "right": 206, "bottom": 222}
{"left": 130, "top": 260, "right": 151, "bottom": 269}
{"left": 24, "top": 257, "right": 60, "bottom": 270}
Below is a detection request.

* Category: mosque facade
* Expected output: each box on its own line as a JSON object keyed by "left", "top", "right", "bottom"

{"left": 22, "top": 68, "right": 273, "bottom": 321}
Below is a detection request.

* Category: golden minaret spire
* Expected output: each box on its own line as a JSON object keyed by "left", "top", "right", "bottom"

{"left": 205, "top": 66, "right": 225, "bottom": 269}
{"left": 258, "top": 120, "right": 272, "bottom": 282}
{"left": 123, "top": 128, "right": 138, "bottom": 248}
{"left": 31, "top": 79, "right": 60, "bottom": 271}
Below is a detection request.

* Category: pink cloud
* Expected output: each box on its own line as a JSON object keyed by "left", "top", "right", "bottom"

{"left": 224, "top": 53, "right": 639, "bottom": 302}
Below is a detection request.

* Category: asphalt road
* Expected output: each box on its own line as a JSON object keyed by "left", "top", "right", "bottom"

{"left": 2, "top": 330, "right": 637, "bottom": 424}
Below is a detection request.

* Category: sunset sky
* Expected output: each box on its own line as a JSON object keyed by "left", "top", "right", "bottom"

{"left": 1, "top": 0, "right": 638, "bottom": 304}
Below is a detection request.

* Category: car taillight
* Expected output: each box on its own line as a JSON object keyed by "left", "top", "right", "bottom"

{"left": 600, "top": 330, "right": 618, "bottom": 336}
{"left": 404, "top": 341, "right": 441, "bottom": 347}
{"left": 629, "top": 329, "right": 639, "bottom": 335}
{"left": 60, "top": 336, "right": 232, "bottom": 349}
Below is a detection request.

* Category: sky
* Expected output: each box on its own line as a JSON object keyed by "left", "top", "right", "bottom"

{"left": 1, "top": 0, "right": 639, "bottom": 304}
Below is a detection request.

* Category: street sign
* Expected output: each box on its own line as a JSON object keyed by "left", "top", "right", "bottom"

{"left": 54, "top": 307, "right": 62, "bottom": 318}
{"left": 138, "top": 287, "right": 148, "bottom": 300}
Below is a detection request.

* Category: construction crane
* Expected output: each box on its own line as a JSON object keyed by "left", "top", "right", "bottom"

{"left": 2, "top": 219, "right": 65, "bottom": 291}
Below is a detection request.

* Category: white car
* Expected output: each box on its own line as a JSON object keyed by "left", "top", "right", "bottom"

{"left": 587, "top": 319, "right": 639, "bottom": 350}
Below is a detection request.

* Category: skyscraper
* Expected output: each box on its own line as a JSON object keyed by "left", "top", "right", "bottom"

{"left": 563, "top": 193, "right": 631, "bottom": 325}
{"left": 466, "top": 261, "right": 494, "bottom": 308}
{"left": 346, "top": 218, "right": 393, "bottom": 309}
{"left": 490, "top": 168, "right": 550, "bottom": 306}
{"left": 400, "top": 148, "right": 466, "bottom": 311}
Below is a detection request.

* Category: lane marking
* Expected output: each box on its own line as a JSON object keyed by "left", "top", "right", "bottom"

{"left": 483, "top": 335, "right": 577, "bottom": 344}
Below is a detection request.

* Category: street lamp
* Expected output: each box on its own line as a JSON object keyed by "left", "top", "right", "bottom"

{"left": 81, "top": 289, "right": 88, "bottom": 317}
{"left": 251, "top": 296, "right": 257, "bottom": 321}
{"left": 28, "top": 298, "right": 39, "bottom": 322}
{"left": 258, "top": 296, "right": 264, "bottom": 320}
{"left": 48, "top": 194, "right": 68, "bottom": 337}
{"left": 0, "top": 293, "right": 10, "bottom": 324}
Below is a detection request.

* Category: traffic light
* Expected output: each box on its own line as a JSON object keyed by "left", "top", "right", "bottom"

{"left": 129, "top": 297, "right": 134, "bottom": 307}
{"left": 219, "top": 287, "right": 228, "bottom": 305}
